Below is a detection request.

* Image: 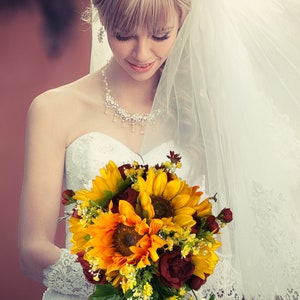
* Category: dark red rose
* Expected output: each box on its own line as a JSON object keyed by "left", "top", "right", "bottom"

{"left": 112, "top": 187, "right": 139, "bottom": 213}
{"left": 191, "top": 213, "right": 202, "bottom": 234}
{"left": 76, "top": 252, "right": 107, "bottom": 285}
{"left": 61, "top": 189, "right": 75, "bottom": 205}
{"left": 187, "top": 274, "right": 208, "bottom": 290}
{"left": 158, "top": 247, "right": 195, "bottom": 289}
{"left": 217, "top": 208, "right": 233, "bottom": 223}
{"left": 205, "top": 216, "right": 220, "bottom": 233}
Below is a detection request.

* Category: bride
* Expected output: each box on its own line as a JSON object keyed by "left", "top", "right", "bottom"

{"left": 19, "top": 0, "right": 300, "bottom": 299}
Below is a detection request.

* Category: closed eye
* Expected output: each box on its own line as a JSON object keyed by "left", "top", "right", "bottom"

{"left": 152, "top": 34, "right": 170, "bottom": 41}
{"left": 114, "top": 32, "right": 132, "bottom": 41}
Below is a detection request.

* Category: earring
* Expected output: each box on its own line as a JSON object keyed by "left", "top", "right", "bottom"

{"left": 97, "top": 25, "right": 105, "bottom": 43}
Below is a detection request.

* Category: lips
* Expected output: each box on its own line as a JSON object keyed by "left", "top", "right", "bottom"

{"left": 128, "top": 62, "right": 154, "bottom": 73}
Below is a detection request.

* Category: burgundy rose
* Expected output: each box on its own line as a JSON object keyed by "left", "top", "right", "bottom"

{"left": 187, "top": 274, "right": 208, "bottom": 290}
{"left": 217, "top": 208, "right": 233, "bottom": 223}
{"left": 61, "top": 189, "right": 75, "bottom": 205}
{"left": 205, "top": 216, "right": 220, "bottom": 233}
{"left": 112, "top": 187, "right": 139, "bottom": 213}
{"left": 76, "top": 252, "right": 107, "bottom": 284}
{"left": 158, "top": 247, "right": 195, "bottom": 289}
{"left": 191, "top": 213, "right": 203, "bottom": 234}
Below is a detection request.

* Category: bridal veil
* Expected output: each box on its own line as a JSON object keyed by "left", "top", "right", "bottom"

{"left": 90, "top": 0, "right": 300, "bottom": 298}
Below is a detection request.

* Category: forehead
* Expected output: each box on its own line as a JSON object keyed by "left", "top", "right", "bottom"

{"left": 101, "top": 1, "right": 180, "bottom": 33}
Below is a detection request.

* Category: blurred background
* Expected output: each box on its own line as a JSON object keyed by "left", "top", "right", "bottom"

{"left": 0, "top": 0, "right": 91, "bottom": 298}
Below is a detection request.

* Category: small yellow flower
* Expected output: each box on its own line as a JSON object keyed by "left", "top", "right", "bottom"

{"left": 166, "top": 296, "right": 179, "bottom": 300}
{"left": 142, "top": 282, "right": 153, "bottom": 299}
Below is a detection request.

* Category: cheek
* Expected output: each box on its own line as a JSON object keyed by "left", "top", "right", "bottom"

{"left": 108, "top": 39, "right": 131, "bottom": 58}
{"left": 158, "top": 38, "right": 177, "bottom": 58}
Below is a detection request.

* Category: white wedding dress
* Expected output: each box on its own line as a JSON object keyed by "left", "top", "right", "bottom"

{"left": 42, "top": 131, "right": 196, "bottom": 300}
{"left": 42, "top": 0, "right": 300, "bottom": 298}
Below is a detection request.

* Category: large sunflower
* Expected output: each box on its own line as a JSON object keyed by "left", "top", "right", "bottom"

{"left": 73, "top": 200, "right": 166, "bottom": 276}
{"left": 136, "top": 167, "right": 201, "bottom": 228}
{"left": 73, "top": 161, "right": 124, "bottom": 208}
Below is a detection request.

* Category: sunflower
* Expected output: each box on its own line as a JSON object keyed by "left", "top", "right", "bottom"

{"left": 136, "top": 167, "right": 200, "bottom": 228}
{"left": 73, "top": 161, "right": 124, "bottom": 208}
{"left": 75, "top": 200, "right": 166, "bottom": 276}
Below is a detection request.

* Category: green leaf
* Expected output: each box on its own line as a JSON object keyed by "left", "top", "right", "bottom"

{"left": 118, "top": 177, "right": 133, "bottom": 191}
{"left": 96, "top": 191, "right": 113, "bottom": 208}
{"left": 84, "top": 234, "right": 91, "bottom": 241}
{"left": 124, "top": 288, "right": 134, "bottom": 299}
{"left": 89, "top": 284, "right": 121, "bottom": 300}
{"left": 151, "top": 277, "right": 173, "bottom": 299}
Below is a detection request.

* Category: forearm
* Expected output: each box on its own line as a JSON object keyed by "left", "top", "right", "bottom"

{"left": 43, "top": 248, "right": 94, "bottom": 297}
{"left": 20, "top": 241, "right": 94, "bottom": 297}
{"left": 19, "top": 240, "right": 61, "bottom": 283}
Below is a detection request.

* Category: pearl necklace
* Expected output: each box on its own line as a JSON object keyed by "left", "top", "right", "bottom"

{"left": 101, "top": 67, "right": 161, "bottom": 133}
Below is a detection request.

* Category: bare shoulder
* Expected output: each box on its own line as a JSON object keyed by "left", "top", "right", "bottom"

{"left": 27, "top": 72, "right": 103, "bottom": 146}
{"left": 30, "top": 72, "right": 100, "bottom": 114}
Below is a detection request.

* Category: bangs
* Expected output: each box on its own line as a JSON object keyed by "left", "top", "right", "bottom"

{"left": 100, "top": 0, "right": 179, "bottom": 34}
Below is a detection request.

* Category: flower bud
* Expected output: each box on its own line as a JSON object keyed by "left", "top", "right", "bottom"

{"left": 61, "top": 189, "right": 75, "bottom": 205}
{"left": 187, "top": 274, "right": 208, "bottom": 290}
{"left": 205, "top": 215, "right": 220, "bottom": 233}
{"left": 217, "top": 208, "right": 233, "bottom": 223}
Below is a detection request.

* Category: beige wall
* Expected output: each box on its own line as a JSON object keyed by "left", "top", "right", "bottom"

{"left": 0, "top": 1, "right": 91, "bottom": 298}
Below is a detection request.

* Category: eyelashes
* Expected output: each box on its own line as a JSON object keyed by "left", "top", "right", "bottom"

{"left": 113, "top": 32, "right": 171, "bottom": 41}
{"left": 114, "top": 32, "right": 131, "bottom": 41}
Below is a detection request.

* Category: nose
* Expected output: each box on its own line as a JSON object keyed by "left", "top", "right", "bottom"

{"left": 132, "top": 37, "right": 152, "bottom": 62}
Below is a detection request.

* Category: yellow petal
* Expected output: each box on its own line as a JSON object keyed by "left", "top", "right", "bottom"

{"left": 139, "top": 192, "right": 155, "bottom": 219}
{"left": 162, "top": 179, "right": 182, "bottom": 199}
{"left": 119, "top": 200, "right": 141, "bottom": 225}
{"left": 153, "top": 172, "right": 167, "bottom": 196}
{"left": 172, "top": 214, "right": 196, "bottom": 228}
{"left": 175, "top": 206, "right": 196, "bottom": 216}
{"left": 171, "top": 194, "right": 190, "bottom": 209}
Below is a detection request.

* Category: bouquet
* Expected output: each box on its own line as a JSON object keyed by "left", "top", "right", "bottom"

{"left": 62, "top": 151, "right": 232, "bottom": 300}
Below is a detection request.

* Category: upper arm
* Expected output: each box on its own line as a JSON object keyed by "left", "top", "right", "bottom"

{"left": 19, "top": 91, "right": 67, "bottom": 260}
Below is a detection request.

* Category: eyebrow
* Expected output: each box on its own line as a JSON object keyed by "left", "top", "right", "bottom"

{"left": 153, "top": 26, "right": 175, "bottom": 33}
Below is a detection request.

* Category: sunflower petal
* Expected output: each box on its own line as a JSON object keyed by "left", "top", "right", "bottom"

{"left": 139, "top": 192, "right": 155, "bottom": 219}
{"left": 119, "top": 200, "right": 141, "bottom": 225}
{"left": 162, "top": 179, "right": 182, "bottom": 199}
{"left": 153, "top": 172, "right": 167, "bottom": 196}
{"left": 172, "top": 214, "right": 196, "bottom": 228}
{"left": 171, "top": 194, "right": 190, "bottom": 209}
{"left": 175, "top": 206, "right": 196, "bottom": 216}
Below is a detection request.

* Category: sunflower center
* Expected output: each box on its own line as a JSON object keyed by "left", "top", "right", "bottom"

{"left": 152, "top": 196, "right": 174, "bottom": 219}
{"left": 113, "top": 223, "right": 141, "bottom": 256}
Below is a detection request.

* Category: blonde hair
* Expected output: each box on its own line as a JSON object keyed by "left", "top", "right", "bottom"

{"left": 92, "top": 0, "right": 191, "bottom": 33}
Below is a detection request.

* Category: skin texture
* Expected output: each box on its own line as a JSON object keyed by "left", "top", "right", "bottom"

{"left": 18, "top": 3, "right": 182, "bottom": 284}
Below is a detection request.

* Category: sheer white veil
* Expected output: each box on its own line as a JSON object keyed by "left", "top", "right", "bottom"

{"left": 90, "top": 0, "right": 300, "bottom": 298}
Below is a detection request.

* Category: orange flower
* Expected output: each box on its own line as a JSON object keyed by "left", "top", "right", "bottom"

{"left": 76, "top": 201, "right": 166, "bottom": 275}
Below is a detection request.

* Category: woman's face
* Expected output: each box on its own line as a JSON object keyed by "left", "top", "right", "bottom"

{"left": 106, "top": 9, "right": 180, "bottom": 82}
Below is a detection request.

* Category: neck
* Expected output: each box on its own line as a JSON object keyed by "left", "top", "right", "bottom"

{"left": 105, "top": 59, "right": 160, "bottom": 106}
